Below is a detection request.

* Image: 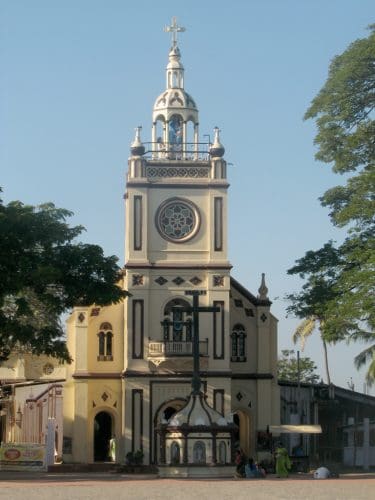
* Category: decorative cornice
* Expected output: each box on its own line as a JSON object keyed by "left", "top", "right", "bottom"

{"left": 125, "top": 264, "right": 232, "bottom": 270}
{"left": 126, "top": 182, "right": 230, "bottom": 189}
{"left": 123, "top": 370, "right": 232, "bottom": 378}
{"left": 123, "top": 370, "right": 273, "bottom": 380}
{"left": 0, "top": 378, "right": 65, "bottom": 388}
{"left": 231, "top": 373, "right": 274, "bottom": 380}
{"left": 146, "top": 160, "right": 210, "bottom": 167}
{"left": 72, "top": 372, "right": 122, "bottom": 379}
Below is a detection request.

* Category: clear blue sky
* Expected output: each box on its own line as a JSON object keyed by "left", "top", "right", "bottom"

{"left": 1, "top": 0, "right": 374, "bottom": 393}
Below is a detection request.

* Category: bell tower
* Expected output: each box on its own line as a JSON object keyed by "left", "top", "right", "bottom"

{"left": 125, "top": 18, "right": 229, "bottom": 271}
{"left": 122, "top": 18, "right": 235, "bottom": 463}
{"left": 123, "top": 18, "right": 232, "bottom": 381}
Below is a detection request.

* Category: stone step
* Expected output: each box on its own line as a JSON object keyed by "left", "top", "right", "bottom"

{"left": 48, "top": 463, "right": 118, "bottom": 473}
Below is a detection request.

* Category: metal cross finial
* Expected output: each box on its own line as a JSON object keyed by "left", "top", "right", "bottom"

{"left": 164, "top": 17, "right": 186, "bottom": 47}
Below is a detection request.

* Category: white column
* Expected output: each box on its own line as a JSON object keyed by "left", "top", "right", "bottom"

{"left": 164, "top": 121, "right": 169, "bottom": 153}
{"left": 194, "top": 124, "right": 199, "bottom": 159}
{"left": 182, "top": 121, "right": 187, "bottom": 159}
{"left": 46, "top": 418, "right": 56, "bottom": 468}
{"left": 152, "top": 122, "right": 156, "bottom": 159}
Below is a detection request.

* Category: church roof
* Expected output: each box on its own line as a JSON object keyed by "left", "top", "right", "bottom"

{"left": 231, "top": 276, "right": 272, "bottom": 307}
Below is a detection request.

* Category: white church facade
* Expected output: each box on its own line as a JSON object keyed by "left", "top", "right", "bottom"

{"left": 63, "top": 19, "right": 280, "bottom": 466}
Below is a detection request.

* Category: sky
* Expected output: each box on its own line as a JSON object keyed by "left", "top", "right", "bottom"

{"left": 1, "top": 0, "right": 374, "bottom": 394}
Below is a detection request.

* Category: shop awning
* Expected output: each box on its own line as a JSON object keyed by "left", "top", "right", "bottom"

{"left": 269, "top": 424, "right": 322, "bottom": 434}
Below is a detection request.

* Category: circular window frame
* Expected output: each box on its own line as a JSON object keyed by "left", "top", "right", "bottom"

{"left": 43, "top": 363, "right": 54, "bottom": 375}
{"left": 155, "top": 197, "right": 200, "bottom": 243}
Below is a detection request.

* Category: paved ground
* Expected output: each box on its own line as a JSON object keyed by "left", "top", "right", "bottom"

{"left": 0, "top": 472, "right": 374, "bottom": 500}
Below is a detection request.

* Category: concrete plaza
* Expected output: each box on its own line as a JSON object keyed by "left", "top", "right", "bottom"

{"left": 0, "top": 472, "right": 374, "bottom": 500}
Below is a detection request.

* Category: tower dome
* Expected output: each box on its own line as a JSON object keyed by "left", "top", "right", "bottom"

{"left": 151, "top": 17, "right": 200, "bottom": 158}
{"left": 153, "top": 45, "right": 198, "bottom": 123}
{"left": 168, "top": 392, "right": 228, "bottom": 427}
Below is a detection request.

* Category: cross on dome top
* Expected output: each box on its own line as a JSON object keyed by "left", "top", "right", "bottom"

{"left": 164, "top": 17, "right": 186, "bottom": 47}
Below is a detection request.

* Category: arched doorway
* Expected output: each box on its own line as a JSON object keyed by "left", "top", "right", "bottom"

{"left": 94, "top": 411, "right": 112, "bottom": 462}
{"left": 233, "top": 410, "right": 252, "bottom": 458}
{"left": 153, "top": 398, "right": 186, "bottom": 464}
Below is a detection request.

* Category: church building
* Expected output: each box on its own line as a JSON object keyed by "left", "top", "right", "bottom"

{"left": 63, "top": 19, "right": 280, "bottom": 466}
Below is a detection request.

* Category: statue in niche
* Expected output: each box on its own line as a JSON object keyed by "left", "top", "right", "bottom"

{"left": 169, "top": 116, "right": 183, "bottom": 150}
{"left": 171, "top": 441, "right": 180, "bottom": 464}
{"left": 219, "top": 441, "right": 227, "bottom": 464}
{"left": 193, "top": 441, "right": 206, "bottom": 464}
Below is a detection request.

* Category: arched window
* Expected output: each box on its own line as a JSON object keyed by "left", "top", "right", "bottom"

{"left": 231, "top": 324, "right": 247, "bottom": 362}
{"left": 97, "top": 323, "right": 113, "bottom": 361}
{"left": 162, "top": 299, "right": 192, "bottom": 345}
{"left": 98, "top": 332, "right": 105, "bottom": 356}
{"left": 193, "top": 441, "right": 206, "bottom": 464}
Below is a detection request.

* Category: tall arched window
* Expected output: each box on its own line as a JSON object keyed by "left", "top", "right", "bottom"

{"left": 97, "top": 322, "right": 113, "bottom": 361}
{"left": 231, "top": 324, "right": 246, "bottom": 362}
{"left": 162, "top": 299, "right": 192, "bottom": 343}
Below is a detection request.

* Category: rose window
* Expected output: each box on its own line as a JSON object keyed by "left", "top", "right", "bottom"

{"left": 156, "top": 198, "right": 200, "bottom": 242}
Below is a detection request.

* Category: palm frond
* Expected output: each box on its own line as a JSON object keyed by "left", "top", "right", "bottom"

{"left": 354, "top": 344, "right": 375, "bottom": 368}
{"left": 292, "top": 317, "right": 317, "bottom": 351}
{"left": 355, "top": 344, "right": 375, "bottom": 388}
{"left": 365, "top": 360, "right": 375, "bottom": 387}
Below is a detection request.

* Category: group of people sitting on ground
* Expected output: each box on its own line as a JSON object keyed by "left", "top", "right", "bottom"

{"left": 235, "top": 443, "right": 291, "bottom": 479}
{"left": 235, "top": 444, "right": 335, "bottom": 480}
{"left": 235, "top": 449, "right": 266, "bottom": 478}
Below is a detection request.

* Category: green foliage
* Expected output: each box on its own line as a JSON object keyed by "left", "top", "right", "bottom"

{"left": 286, "top": 241, "right": 363, "bottom": 342}
{"left": 289, "top": 25, "right": 375, "bottom": 384}
{"left": 286, "top": 242, "right": 341, "bottom": 320}
{"left": 125, "top": 449, "right": 144, "bottom": 465}
{"left": 355, "top": 344, "right": 375, "bottom": 387}
{"left": 305, "top": 24, "right": 374, "bottom": 238}
{"left": 0, "top": 193, "right": 127, "bottom": 361}
{"left": 277, "top": 350, "right": 320, "bottom": 384}
{"left": 304, "top": 25, "right": 375, "bottom": 176}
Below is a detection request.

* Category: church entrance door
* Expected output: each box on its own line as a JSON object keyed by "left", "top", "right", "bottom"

{"left": 233, "top": 410, "right": 252, "bottom": 458}
{"left": 94, "top": 411, "right": 112, "bottom": 462}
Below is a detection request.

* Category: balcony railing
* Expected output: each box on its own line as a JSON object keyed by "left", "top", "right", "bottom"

{"left": 144, "top": 142, "right": 211, "bottom": 161}
{"left": 148, "top": 340, "right": 208, "bottom": 357}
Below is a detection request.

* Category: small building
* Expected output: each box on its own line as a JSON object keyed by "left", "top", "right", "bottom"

{"left": 0, "top": 352, "right": 65, "bottom": 457}
{"left": 342, "top": 418, "right": 375, "bottom": 468}
{"left": 279, "top": 380, "right": 375, "bottom": 468}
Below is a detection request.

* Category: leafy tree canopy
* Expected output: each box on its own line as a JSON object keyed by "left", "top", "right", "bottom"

{"left": 304, "top": 24, "right": 374, "bottom": 171}
{"left": 278, "top": 349, "right": 320, "bottom": 384}
{"left": 0, "top": 193, "right": 127, "bottom": 362}
{"left": 286, "top": 241, "right": 366, "bottom": 342}
{"left": 288, "top": 26, "right": 375, "bottom": 383}
{"left": 305, "top": 24, "right": 375, "bottom": 236}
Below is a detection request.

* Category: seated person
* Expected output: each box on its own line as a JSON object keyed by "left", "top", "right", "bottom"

{"left": 245, "top": 458, "right": 264, "bottom": 478}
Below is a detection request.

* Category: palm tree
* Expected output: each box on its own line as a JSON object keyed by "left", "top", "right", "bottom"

{"left": 354, "top": 344, "right": 375, "bottom": 387}
{"left": 292, "top": 316, "right": 331, "bottom": 385}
